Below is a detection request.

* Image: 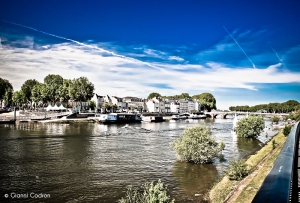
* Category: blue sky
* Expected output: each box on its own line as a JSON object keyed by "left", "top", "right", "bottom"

{"left": 0, "top": 0, "right": 300, "bottom": 109}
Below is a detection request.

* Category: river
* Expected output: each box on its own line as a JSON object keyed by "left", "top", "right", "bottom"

{"left": 0, "top": 117, "right": 275, "bottom": 202}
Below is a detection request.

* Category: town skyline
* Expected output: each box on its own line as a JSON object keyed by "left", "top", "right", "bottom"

{"left": 1, "top": 1, "right": 300, "bottom": 110}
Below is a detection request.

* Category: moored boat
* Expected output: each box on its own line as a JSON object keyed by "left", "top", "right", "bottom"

{"left": 97, "top": 113, "right": 142, "bottom": 124}
{"left": 141, "top": 116, "right": 166, "bottom": 122}
{"left": 0, "top": 119, "right": 16, "bottom": 124}
{"left": 171, "top": 115, "right": 180, "bottom": 120}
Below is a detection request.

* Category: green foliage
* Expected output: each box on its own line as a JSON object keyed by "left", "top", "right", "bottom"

{"left": 295, "top": 104, "right": 300, "bottom": 111}
{"left": 225, "top": 159, "right": 249, "bottom": 180}
{"left": 89, "top": 100, "right": 96, "bottom": 110}
{"left": 118, "top": 180, "right": 174, "bottom": 203}
{"left": 235, "top": 116, "right": 264, "bottom": 138}
{"left": 12, "top": 91, "right": 26, "bottom": 107}
{"left": 219, "top": 141, "right": 225, "bottom": 152}
{"left": 272, "top": 140, "right": 276, "bottom": 149}
{"left": 163, "top": 93, "right": 191, "bottom": 100}
{"left": 44, "top": 74, "right": 64, "bottom": 102}
{"left": 230, "top": 100, "right": 299, "bottom": 113}
{"left": 69, "top": 77, "right": 94, "bottom": 102}
{"left": 171, "top": 125, "right": 224, "bottom": 164}
{"left": 58, "top": 79, "right": 72, "bottom": 102}
{"left": 21, "top": 79, "right": 39, "bottom": 102}
{"left": 102, "top": 102, "right": 112, "bottom": 112}
{"left": 285, "top": 110, "right": 300, "bottom": 122}
{"left": 0, "top": 77, "right": 13, "bottom": 103}
{"left": 192, "top": 92, "right": 216, "bottom": 112}
{"left": 31, "top": 83, "right": 47, "bottom": 104}
{"left": 283, "top": 125, "right": 292, "bottom": 136}
{"left": 4, "top": 88, "right": 13, "bottom": 106}
{"left": 270, "top": 115, "right": 280, "bottom": 123}
{"left": 147, "top": 92, "right": 161, "bottom": 99}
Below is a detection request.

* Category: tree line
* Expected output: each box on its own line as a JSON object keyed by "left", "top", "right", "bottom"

{"left": 147, "top": 92, "right": 217, "bottom": 112}
{"left": 0, "top": 75, "right": 95, "bottom": 109}
{"left": 229, "top": 100, "right": 300, "bottom": 113}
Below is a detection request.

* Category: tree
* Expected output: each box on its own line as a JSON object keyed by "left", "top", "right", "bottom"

{"left": 89, "top": 100, "right": 96, "bottom": 110}
{"left": 0, "top": 78, "right": 13, "bottom": 105}
{"left": 229, "top": 106, "right": 236, "bottom": 111}
{"left": 179, "top": 93, "right": 190, "bottom": 99}
{"left": 44, "top": 74, "right": 64, "bottom": 103}
{"left": 21, "top": 79, "right": 39, "bottom": 105}
{"left": 12, "top": 90, "right": 26, "bottom": 108}
{"left": 4, "top": 88, "right": 13, "bottom": 106}
{"left": 171, "top": 125, "right": 225, "bottom": 164}
{"left": 31, "top": 83, "right": 47, "bottom": 107}
{"left": 101, "top": 102, "right": 115, "bottom": 113}
{"left": 282, "top": 100, "right": 299, "bottom": 112}
{"left": 235, "top": 116, "right": 264, "bottom": 138}
{"left": 58, "top": 79, "right": 72, "bottom": 102}
{"left": 192, "top": 93, "right": 216, "bottom": 112}
{"left": 147, "top": 92, "right": 161, "bottom": 99}
{"left": 69, "top": 77, "right": 95, "bottom": 107}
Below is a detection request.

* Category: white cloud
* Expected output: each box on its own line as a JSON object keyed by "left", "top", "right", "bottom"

{"left": 1, "top": 35, "right": 300, "bottom": 109}
{"left": 168, "top": 56, "right": 184, "bottom": 61}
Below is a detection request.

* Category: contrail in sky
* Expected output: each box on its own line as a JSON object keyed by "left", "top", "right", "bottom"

{"left": 271, "top": 46, "right": 288, "bottom": 69}
{"left": 2, "top": 20, "right": 184, "bottom": 80}
{"left": 223, "top": 26, "right": 256, "bottom": 69}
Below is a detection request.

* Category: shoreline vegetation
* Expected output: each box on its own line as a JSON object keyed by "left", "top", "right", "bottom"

{"left": 209, "top": 129, "right": 287, "bottom": 203}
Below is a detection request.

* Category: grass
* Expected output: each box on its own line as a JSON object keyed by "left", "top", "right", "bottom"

{"left": 234, "top": 145, "right": 282, "bottom": 203}
{"left": 209, "top": 129, "right": 287, "bottom": 203}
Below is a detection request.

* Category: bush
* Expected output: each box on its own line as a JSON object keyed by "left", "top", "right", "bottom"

{"left": 271, "top": 115, "right": 280, "bottom": 124}
{"left": 225, "top": 159, "right": 249, "bottom": 180}
{"left": 118, "top": 180, "right": 174, "bottom": 203}
{"left": 272, "top": 140, "right": 276, "bottom": 149}
{"left": 171, "top": 125, "right": 225, "bottom": 164}
{"left": 283, "top": 125, "right": 292, "bottom": 136}
{"left": 285, "top": 109, "right": 300, "bottom": 122}
{"left": 235, "top": 116, "right": 264, "bottom": 138}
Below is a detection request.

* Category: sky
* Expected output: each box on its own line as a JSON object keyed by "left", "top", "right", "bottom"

{"left": 0, "top": 0, "right": 300, "bottom": 110}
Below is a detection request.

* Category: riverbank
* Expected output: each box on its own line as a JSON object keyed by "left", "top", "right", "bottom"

{"left": 209, "top": 129, "right": 287, "bottom": 203}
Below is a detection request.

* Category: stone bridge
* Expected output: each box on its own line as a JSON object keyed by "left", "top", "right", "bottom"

{"left": 205, "top": 111, "right": 289, "bottom": 119}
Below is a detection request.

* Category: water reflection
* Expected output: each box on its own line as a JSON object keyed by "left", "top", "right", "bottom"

{"left": 172, "top": 162, "right": 218, "bottom": 202}
{"left": 0, "top": 119, "right": 273, "bottom": 202}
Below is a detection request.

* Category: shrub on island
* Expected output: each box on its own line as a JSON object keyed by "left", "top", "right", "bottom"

{"left": 225, "top": 159, "right": 249, "bottom": 180}
{"left": 271, "top": 115, "right": 280, "bottom": 124}
{"left": 118, "top": 179, "right": 174, "bottom": 203}
{"left": 235, "top": 116, "right": 264, "bottom": 138}
{"left": 171, "top": 125, "right": 225, "bottom": 164}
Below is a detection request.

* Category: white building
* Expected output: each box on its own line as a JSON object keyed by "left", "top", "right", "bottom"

{"left": 111, "top": 96, "right": 127, "bottom": 112}
{"left": 179, "top": 99, "right": 188, "bottom": 113}
{"left": 145, "top": 99, "right": 159, "bottom": 112}
{"left": 91, "top": 94, "right": 111, "bottom": 112}
{"left": 123, "top": 96, "right": 145, "bottom": 112}
{"left": 170, "top": 100, "right": 180, "bottom": 113}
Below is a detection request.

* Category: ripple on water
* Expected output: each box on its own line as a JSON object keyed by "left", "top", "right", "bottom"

{"left": 0, "top": 119, "right": 271, "bottom": 202}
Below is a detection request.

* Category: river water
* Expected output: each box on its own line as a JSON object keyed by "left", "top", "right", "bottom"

{"left": 0, "top": 117, "right": 275, "bottom": 202}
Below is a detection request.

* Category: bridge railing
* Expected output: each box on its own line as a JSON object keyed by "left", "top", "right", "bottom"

{"left": 252, "top": 121, "right": 300, "bottom": 203}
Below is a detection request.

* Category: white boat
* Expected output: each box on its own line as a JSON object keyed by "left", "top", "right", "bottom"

{"left": 171, "top": 115, "right": 180, "bottom": 120}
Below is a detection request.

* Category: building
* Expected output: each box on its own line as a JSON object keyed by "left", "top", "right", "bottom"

{"left": 170, "top": 100, "right": 180, "bottom": 113}
{"left": 111, "top": 96, "right": 127, "bottom": 112}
